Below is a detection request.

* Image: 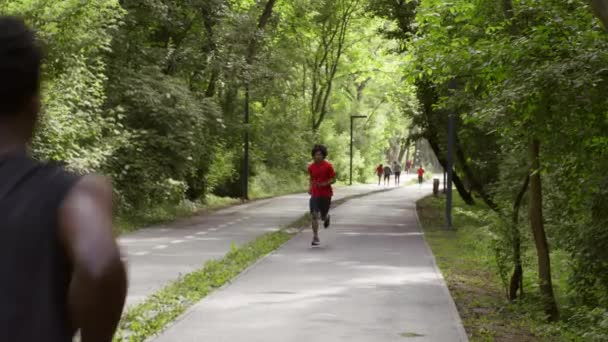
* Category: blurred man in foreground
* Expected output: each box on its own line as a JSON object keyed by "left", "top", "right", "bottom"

{"left": 0, "top": 16, "right": 127, "bottom": 341}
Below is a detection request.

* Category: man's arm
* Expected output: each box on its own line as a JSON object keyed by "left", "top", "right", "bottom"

{"left": 309, "top": 175, "right": 314, "bottom": 194}
{"left": 318, "top": 177, "right": 336, "bottom": 187}
{"left": 59, "top": 175, "right": 127, "bottom": 342}
{"left": 318, "top": 166, "right": 337, "bottom": 187}
{"left": 329, "top": 165, "right": 337, "bottom": 185}
{"left": 308, "top": 166, "right": 313, "bottom": 194}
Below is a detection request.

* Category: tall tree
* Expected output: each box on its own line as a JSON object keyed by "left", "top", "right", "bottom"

{"left": 509, "top": 174, "right": 529, "bottom": 300}
{"left": 306, "top": 0, "right": 361, "bottom": 132}
{"left": 242, "top": 0, "right": 279, "bottom": 199}
{"left": 528, "top": 139, "right": 559, "bottom": 321}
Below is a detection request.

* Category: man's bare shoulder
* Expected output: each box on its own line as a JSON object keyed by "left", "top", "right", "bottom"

{"left": 72, "top": 175, "right": 111, "bottom": 194}
{"left": 60, "top": 174, "right": 112, "bottom": 214}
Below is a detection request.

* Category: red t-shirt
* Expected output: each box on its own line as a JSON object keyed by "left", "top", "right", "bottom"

{"left": 376, "top": 166, "right": 383, "bottom": 175}
{"left": 308, "top": 160, "right": 336, "bottom": 198}
{"left": 417, "top": 168, "right": 425, "bottom": 177}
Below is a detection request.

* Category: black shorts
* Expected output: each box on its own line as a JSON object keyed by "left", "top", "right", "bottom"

{"left": 384, "top": 174, "right": 390, "bottom": 180}
{"left": 395, "top": 172, "right": 401, "bottom": 177}
{"left": 310, "top": 196, "right": 331, "bottom": 218}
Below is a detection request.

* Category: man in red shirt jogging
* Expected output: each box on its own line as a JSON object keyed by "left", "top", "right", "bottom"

{"left": 308, "top": 144, "right": 336, "bottom": 247}
{"left": 375, "top": 164, "right": 383, "bottom": 185}
{"left": 417, "top": 166, "right": 425, "bottom": 185}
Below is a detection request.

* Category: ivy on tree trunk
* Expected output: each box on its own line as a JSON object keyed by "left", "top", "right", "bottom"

{"left": 528, "top": 139, "right": 559, "bottom": 321}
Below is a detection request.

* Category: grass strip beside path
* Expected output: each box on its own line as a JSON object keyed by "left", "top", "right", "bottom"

{"left": 114, "top": 227, "right": 298, "bottom": 342}
{"left": 417, "top": 194, "right": 544, "bottom": 342}
{"left": 417, "top": 195, "right": 607, "bottom": 341}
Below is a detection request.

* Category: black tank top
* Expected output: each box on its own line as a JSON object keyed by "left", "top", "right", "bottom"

{"left": 0, "top": 153, "right": 80, "bottom": 341}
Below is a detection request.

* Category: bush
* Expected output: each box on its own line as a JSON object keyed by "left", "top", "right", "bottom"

{"left": 105, "top": 68, "right": 219, "bottom": 208}
{"left": 250, "top": 165, "right": 308, "bottom": 199}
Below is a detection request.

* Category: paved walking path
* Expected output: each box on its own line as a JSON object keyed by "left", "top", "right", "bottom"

{"left": 153, "top": 183, "right": 468, "bottom": 342}
{"left": 120, "top": 182, "right": 408, "bottom": 307}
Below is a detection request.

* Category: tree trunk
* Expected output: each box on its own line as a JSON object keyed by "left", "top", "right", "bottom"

{"left": 503, "top": 0, "right": 514, "bottom": 18}
{"left": 310, "top": 0, "right": 360, "bottom": 132}
{"left": 397, "top": 138, "right": 408, "bottom": 163}
{"left": 455, "top": 140, "right": 500, "bottom": 212}
{"left": 426, "top": 137, "right": 476, "bottom": 205}
{"left": 404, "top": 130, "right": 412, "bottom": 165}
{"left": 509, "top": 174, "right": 529, "bottom": 300}
{"left": 241, "top": 0, "right": 278, "bottom": 199}
{"left": 591, "top": 0, "right": 608, "bottom": 30}
{"left": 528, "top": 139, "right": 559, "bottom": 321}
{"left": 448, "top": 166, "right": 474, "bottom": 204}
{"left": 205, "top": 69, "right": 220, "bottom": 98}
{"left": 591, "top": 175, "right": 608, "bottom": 223}
{"left": 246, "top": 0, "right": 277, "bottom": 64}
{"left": 200, "top": 2, "right": 222, "bottom": 97}
{"left": 356, "top": 77, "right": 371, "bottom": 101}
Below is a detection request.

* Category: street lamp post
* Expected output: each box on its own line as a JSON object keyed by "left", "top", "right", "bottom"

{"left": 446, "top": 79, "right": 458, "bottom": 229}
{"left": 350, "top": 115, "right": 367, "bottom": 185}
{"left": 446, "top": 111, "right": 454, "bottom": 229}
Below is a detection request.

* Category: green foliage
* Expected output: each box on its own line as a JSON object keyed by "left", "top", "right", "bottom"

{"left": 7, "top": 0, "right": 414, "bottom": 219}
{"left": 3, "top": 0, "right": 126, "bottom": 172}
{"left": 104, "top": 67, "right": 219, "bottom": 207}
{"left": 205, "top": 143, "right": 239, "bottom": 192}
{"left": 249, "top": 164, "right": 308, "bottom": 199}
{"left": 373, "top": 0, "right": 608, "bottom": 325}
{"left": 9, "top": 0, "right": 606, "bottom": 321}
{"left": 417, "top": 194, "right": 608, "bottom": 341}
{"left": 7, "top": 0, "right": 607, "bottom": 336}
{"left": 417, "top": 195, "right": 528, "bottom": 341}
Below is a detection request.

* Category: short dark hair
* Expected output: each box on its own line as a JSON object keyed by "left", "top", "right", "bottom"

{"left": 311, "top": 144, "right": 328, "bottom": 158}
{"left": 0, "top": 16, "right": 42, "bottom": 116}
